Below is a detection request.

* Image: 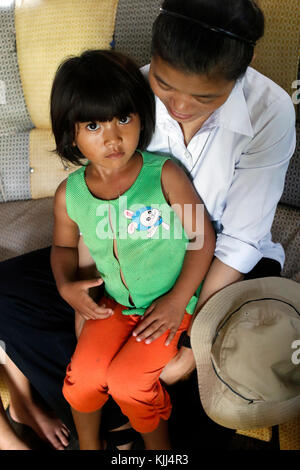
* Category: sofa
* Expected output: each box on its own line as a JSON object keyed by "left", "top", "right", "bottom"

{"left": 0, "top": 0, "right": 299, "bottom": 450}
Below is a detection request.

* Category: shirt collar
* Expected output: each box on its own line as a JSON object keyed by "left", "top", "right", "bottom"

{"left": 218, "top": 74, "right": 254, "bottom": 137}
{"left": 155, "top": 71, "right": 254, "bottom": 138}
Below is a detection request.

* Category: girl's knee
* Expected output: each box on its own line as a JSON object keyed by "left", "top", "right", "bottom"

{"left": 107, "top": 360, "right": 135, "bottom": 399}
{"left": 63, "top": 362, "right": 108, "bottom": 412}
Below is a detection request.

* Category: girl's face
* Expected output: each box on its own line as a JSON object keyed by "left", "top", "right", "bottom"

{"left": 74, "top": 113, "right": 141, "bottom": 170}
{"left": 149, "top": 55, "right": 235, "bottom": 125}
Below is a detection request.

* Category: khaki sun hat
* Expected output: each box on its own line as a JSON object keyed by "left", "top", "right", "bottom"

{"left": 190, "top": 277, "right": 300, "bottom": 430}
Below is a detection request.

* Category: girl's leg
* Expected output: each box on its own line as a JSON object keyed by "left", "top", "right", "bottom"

{"left": 62, "top": 298, "right": 140, "bottom": 449}
{"left": 71, "top": 407, "right": 102, "bottom": 450}
{"left": 107, "top": 312, "right": 192, "bottom": 449}
{"left": 142, "top": 418, "right": 171, "bottom": 450}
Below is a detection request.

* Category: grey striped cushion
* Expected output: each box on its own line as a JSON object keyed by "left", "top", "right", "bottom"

{"left": 0, "top": 132, "right": 31, "bottom": 202}
{"left": 113, "top": 0, "right": 161, "bottom": 67}
{"left": 0, "top": 3, "right": 33, "bottom": 137}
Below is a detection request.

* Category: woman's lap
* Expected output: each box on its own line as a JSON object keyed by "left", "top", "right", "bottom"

{"left": 0, "top": 248, "right": 282, "bottom": 437}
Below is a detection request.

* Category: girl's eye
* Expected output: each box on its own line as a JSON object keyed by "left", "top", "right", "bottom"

{"left": 119, "top": 116, "right": 132, "bottom": 125}
{"left": 86, "top": 122, "right": 100, "bottom": 131}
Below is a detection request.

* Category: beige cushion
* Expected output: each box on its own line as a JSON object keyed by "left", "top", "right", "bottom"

{"left": 29, "top": 128, "right": 77, "bottom": 199}
{"left": 271, "top": 203, "right": 300, "bottom": 282}
{"left": 15, "top": 0, "right": 119, "bottom": 129}
{"left": 0, "top": 197, "right": 53, "bottom": 262}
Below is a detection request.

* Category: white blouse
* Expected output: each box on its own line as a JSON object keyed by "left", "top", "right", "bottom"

{"left": 143, "top": 65, "right": 296, "bottom": 274}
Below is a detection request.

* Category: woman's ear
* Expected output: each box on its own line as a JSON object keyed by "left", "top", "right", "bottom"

{"left": 250, "top": 52, "right": 256, "bottom": 66}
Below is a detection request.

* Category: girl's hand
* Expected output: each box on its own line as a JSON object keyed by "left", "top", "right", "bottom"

{"left": 132, "top": 294, "right": 186, "bottom": 346}
{"left": 59, "top": 278, "right": 114, "bottom": 321}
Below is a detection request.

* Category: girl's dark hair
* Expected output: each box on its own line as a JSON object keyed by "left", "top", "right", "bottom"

{"left": 51, "top": 50, "right": 155, "bottom": 165}
{"left": 152, "top": 0, "right": 264, "bottom": 81}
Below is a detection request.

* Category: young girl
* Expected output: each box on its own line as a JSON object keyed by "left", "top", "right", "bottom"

{"left": 50, "top": 50, "right": 215, "bottom": 450}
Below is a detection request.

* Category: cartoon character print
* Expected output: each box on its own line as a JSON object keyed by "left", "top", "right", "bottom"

{"left": 124, "top": 206, "right": 170, "bottom": 238}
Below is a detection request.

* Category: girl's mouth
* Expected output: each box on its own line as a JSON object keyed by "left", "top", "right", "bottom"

{"left": 105, "top": 151, "right": 125, "bottom": 159}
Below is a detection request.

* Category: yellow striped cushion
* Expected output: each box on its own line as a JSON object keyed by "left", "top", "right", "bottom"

{"left": 0, "top": 371, "right": 10, "bottom": 410}
{"left": 15, "top": 0, "right": 119, "bottom": 129}
{"left": 279, "top": 417, "right": 300, "bottom": 450}
{"left": 236, "top": 427, "right": 272, "bottom": 442}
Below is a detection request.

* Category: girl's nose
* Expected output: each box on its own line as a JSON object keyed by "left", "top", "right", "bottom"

{"left": 103, "top": 124, "right": 122, "bottom": 146}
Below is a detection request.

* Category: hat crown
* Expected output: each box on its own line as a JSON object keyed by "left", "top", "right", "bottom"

{"left": 191, "top": 277, "right": 300, "bottom": 429}
{"left": 212, "top": 299, "right": 300, "bottom": 403}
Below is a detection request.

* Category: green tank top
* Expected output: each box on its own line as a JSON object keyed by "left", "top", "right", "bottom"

{"left": 66, "top": 150, "right": 201, "bottom": 315}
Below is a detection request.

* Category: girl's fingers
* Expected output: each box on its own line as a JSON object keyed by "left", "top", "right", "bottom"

{"left": 144, "top": 325, "right": 168, "bottom": 345}
{"left": 142, "top": 303, "right": 156, "bottom": 318}
{"left": 95, "top": 306, "right": 114, "bottom": 318}
{"left": 134, "top": 320, "right": 163, "bottom": 342}
{"left": 132, "top": 315, "right": 157, "bottom": 338}
{"left": 165, "top": 327, "right": 178, "bottom": 346}
{"left": 80, "top": 278, "right": 103, "bottom": 289}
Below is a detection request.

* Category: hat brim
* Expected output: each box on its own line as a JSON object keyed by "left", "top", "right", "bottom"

{"left": 191, "top": 277, "right": 300, "bottom": 430}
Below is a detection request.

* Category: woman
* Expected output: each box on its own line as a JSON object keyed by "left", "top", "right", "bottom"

{"left": 0, "top": 0, "right": 295, "bottom": 449}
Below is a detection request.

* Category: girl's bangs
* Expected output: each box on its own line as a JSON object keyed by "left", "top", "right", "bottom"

{"left": 73, "top": 78, "right": 137, "bottom": 123}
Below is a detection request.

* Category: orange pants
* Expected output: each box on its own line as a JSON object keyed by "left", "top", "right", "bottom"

{"left": 63, "top": 296, "right": 192, "bottom": 434}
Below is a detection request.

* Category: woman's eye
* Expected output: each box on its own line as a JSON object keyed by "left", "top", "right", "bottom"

{"left": 157, "top": 80, "right": 171, "bottom": 91}
{"left": 86, "top": 122, "right": 100, "bottom": 131}
{"left": 119, "top": 116, "right": 131, "bottom": 125}
{"left": 195, "top": 97, "right": 213, "bottom": 105}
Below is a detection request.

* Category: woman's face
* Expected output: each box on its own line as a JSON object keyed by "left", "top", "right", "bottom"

{"left": 149, "top": 55, "right": 235, "bottom": 125}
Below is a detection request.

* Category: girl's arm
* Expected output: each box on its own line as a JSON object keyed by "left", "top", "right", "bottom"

{"left": 132, "top": 160, "right": 215, "bottom": 346}
{"left": 51, "top": 180, "right": 113, "bottom": 321}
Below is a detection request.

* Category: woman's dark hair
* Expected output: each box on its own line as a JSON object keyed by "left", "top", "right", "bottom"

{"left": 152, "top": 0, "right": 264, "bottom": 81}
{"left": 51, "top": 50, "right": 155, "bottom": 165}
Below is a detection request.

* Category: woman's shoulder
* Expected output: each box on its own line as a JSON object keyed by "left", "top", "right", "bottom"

{"left": 244, "top": 67, "right": 294, "bottom": 111}
{"left": 242, "top": 67, "right": 295, "bottom": 136}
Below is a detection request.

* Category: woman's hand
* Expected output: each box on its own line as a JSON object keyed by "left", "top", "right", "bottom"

{"left": 59, "top": 278, "right": 114, "bottom": 320}
{"left": 132, "top": 293, "right": 186, "bottom": 346}
{"left": 159, "top": 346, "right": 196, "bottom": 385}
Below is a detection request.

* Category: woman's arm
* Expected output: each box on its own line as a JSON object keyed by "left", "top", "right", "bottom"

{"left": 132, "top": 160, "right": 216, "bottom": 345}
{"left": 159, "top": 257, "right": 243, "bottom": 385}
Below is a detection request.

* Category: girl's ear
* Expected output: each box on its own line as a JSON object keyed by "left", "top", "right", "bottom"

{"left": 124, "top": 210, "right": 134, "bottom": 219}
